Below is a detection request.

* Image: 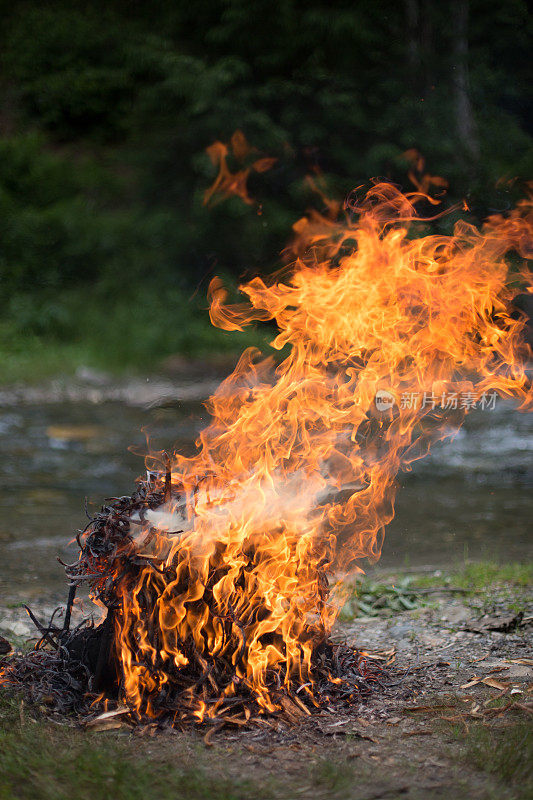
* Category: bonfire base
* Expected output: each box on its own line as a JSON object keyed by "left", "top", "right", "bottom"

{"left": 0, "top": 614, "right": 384, "bottom": 728}
{"left": 0, "top": 476, "right": 384, "bottom": 727}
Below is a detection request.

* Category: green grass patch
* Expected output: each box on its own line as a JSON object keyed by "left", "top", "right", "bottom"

{"left": 0, "top": 286, "right": 273, "bottom": 384}
{"left": 339, "top": 561, "right": 532, "bottom": 620}
{"left": 311, "top": 757, "right": 355, "bottom": 793}
{"left": 448, "top": 720, "right": 533, "bottom": 799}
{"left": 414, "top": 561, "right": 533, "bottom": 592}
{"left": 0, "top": 694, "right": 271, "bottom": 800}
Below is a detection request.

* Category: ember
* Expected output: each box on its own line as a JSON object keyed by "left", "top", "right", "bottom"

{"left": 1, "top": 178, "right": 531, "bottom": 729}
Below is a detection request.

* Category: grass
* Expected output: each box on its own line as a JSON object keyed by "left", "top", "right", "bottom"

{"left": 414, "top": 561, "right": 533, "bottom": 592}
{"left": 311, "top": 758, "right": 355, "bottom": 793}
{"left": 339, "top": 561, "right": 532, "bottom": 620}
{"left": 0, "top": 285, "right": 273, "bottom": 384}
{"left": 0, "top": 329, "right": 94, "bottom": 385}
{"left": 0, "top": 694, "right": 270, "bottom": 800}
{"left": 448, "top": 719, "right": 533, "bottom": 800}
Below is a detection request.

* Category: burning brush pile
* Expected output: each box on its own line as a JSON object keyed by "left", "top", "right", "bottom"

{"left": 1, "top": 167, "right": 532, "bottom": 730}
{"left": 5, "top": 474, "right": 384, "bottom": 726}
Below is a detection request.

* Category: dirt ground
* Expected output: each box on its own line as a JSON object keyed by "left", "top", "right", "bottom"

{"left": 1, "top": 579, "right": 531, "bottom": 800}
{"left": 143, "top": 591, "right": 531, "bottom": 800}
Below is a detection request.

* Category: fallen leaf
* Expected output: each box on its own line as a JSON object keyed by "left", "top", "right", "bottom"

{"left": 461, "top": 678, "right": 483, "bottom": 689}
{"left": 85, "top": 707, "right": 130, "bottom": 728}
{"left": 291, "top": 694, "right": 311, "bottom": 715}
{"left": 361, "top": 647, "right": 396, "bottom": 663}
{"left": 318, "top": 721, "right": 377, "bottom": 741}
{"left": 136, "top": 723, "right": 159, "bottom": 737}
{"left": 403, "top": 704, "right": 457, "bottom": 713}
{"left": 86, "top": 719, "right": 126, "bottom": 732}
{"left": 481, "top": 677, "right": 510, "bottom": 691}
{"left": 279, "top": 695, "right": 306, "bottom": 720}
{"left": 219, "top": 714, "right": 249, "bottom": 727}
{"left": 0, "top": 636, "right": 12, "bottom": 655}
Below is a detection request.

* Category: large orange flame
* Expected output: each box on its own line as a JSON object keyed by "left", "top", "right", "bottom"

{"left": 108, "top": 180, "right": 531, "bottom": 720}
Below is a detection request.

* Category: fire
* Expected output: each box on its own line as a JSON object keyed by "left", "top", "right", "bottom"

{"left": 0, "top": 165, "right": 503, "bottom": 726}
{"left": 85, "top": 175, "right": 531, "bottom": 722}
{"left": 203, "top": 130, "right": 277, "bottom": 207}
{"left": 402, "top": 148, "right": 449, "bottom": 202}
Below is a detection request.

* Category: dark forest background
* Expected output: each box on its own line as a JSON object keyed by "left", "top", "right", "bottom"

{"left": 0, "top": 0, "right": 531, "bottom": 378}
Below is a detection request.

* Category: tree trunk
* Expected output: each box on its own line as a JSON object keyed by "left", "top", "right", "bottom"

{"left": 420, "top": 0, "right": 434, "bottom": 92}
{"left": 452, "top": 0, "right": 480, "bottom": 166}
{"left": 405, "top": 0, "right": 421, "bottom": 89}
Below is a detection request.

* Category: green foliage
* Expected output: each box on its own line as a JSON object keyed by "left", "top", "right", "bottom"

{"left": 3, "top": 6, "right": 153, "bottom": 139}
{"left": 0, "top": 0, "right": 531, "bottom": 373}
{"left": 340, "top": 576, "right": 422, "bottom": 620}
{"left": 340, "top": 561, "right": 532, "bottom": 620}
{"left": 0, "top": 285, "right": 272, "bottom": 382}
{"left": 0, "top": 134, "right": 142, "bottom": 291}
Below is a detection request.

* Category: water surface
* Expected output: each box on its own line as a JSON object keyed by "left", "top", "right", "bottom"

{"left": 0, "top": 392, "right": 530, "bottom": 602}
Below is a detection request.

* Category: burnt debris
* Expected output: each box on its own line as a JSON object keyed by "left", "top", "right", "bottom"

{"left": 0, "top": 473, "right": 383, "bottom": 728}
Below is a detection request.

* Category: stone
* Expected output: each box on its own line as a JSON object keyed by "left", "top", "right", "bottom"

{"left": 0, "top": 620, "right": 31, "bottom": 637}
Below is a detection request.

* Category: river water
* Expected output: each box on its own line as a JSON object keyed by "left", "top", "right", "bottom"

{"left": 0, "top": 386, "right": 531, "bottom": 602}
